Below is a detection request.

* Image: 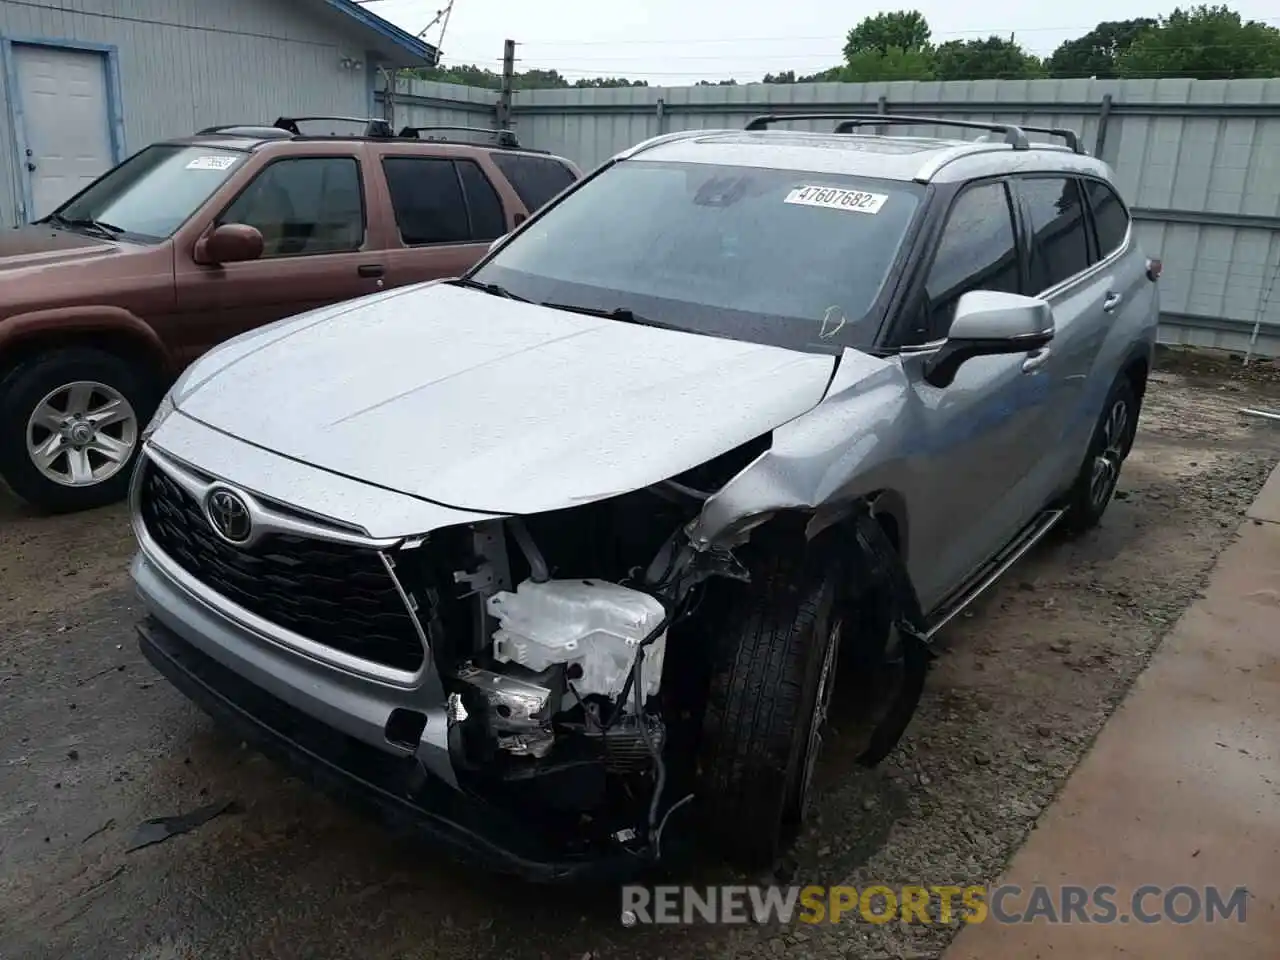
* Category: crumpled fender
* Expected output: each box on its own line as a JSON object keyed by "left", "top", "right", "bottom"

{"left": 685, "top": 347, "right": 910, "bottom": 549}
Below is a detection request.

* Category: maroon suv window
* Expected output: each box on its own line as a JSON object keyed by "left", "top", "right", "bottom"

{"left": 382, "top": 157, "right": 505, "bottom": 244}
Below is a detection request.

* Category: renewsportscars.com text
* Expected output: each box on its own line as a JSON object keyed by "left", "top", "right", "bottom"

{"left": 620, "top": 884, "right": 1250, "bottom": 926}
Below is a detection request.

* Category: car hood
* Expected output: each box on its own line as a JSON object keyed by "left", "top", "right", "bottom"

{"left": 0, "top": 226, "right": 123, "bottom": 274}
{"left": 174, "top": 283, "right": 837, "bottom": 515}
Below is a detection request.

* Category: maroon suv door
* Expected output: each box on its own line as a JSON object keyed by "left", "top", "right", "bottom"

{"left": 171, "top": 147, "right": 385, "bottom": 367}
{"left": 370, "top": 148, "right": 515, "bottom": 287}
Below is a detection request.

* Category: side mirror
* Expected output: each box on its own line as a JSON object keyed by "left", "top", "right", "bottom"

{"left": 488, "top": 234, "right": 507, "bottom": 254}
{"left": 924, "top": 291, "right": 1055, "bottom": 389}
{"left": 195, "top": 223, "right": 264, "bottom": 265}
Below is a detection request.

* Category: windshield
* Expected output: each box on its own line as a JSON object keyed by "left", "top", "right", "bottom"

{"left": 46, "top": 144, "right": 248, "bottom": 242}
{"left": 471, "top": 160, "right": 922, "bottom": 352}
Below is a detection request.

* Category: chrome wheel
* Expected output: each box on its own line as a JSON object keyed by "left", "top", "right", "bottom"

{"left": 25, "top": 381, "right": 138, "bottom": 488}
{"left": 1088, "top": 397, "right": 1130, "bottom": 510}
{"left": 799, "top": 616, "right": 842, "bottom": 820}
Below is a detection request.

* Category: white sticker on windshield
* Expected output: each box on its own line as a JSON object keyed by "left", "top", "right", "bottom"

{"left": 186, "top": 155, "right": 237, "bottom": 171}
{"left": 784, "top": 185, "right": 888, "bottom": 214}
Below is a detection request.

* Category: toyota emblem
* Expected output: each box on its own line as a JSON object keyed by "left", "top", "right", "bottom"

{"left": 206, "top": 488, "right": 252, "bottom": 544}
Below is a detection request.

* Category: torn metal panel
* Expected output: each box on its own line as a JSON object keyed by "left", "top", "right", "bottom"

{"left": 687, "top": 347, "right": 908, "bottom": 549}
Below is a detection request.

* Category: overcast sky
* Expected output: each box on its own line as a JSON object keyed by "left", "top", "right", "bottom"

{"left": 363, "top": 0, "right": 1280, "bottom": 85}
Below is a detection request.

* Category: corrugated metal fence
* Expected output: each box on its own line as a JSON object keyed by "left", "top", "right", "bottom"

{"left": 380, "top": 76, "right": 1280, "bottom": 359}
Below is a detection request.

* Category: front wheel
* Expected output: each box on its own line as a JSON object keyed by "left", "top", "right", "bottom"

{"left": 1062, "top": 377, "right": 1139, "bottom": 534}
{"left": 0, "top": 348, "right": 158, "bottom": 513}
{"left": 696, "top": 543, "right": 845, "bottom": 868}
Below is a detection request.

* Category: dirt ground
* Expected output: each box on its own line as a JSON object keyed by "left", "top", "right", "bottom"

{"left": 1, "top": 347, "right": 1279, "bottom": 960}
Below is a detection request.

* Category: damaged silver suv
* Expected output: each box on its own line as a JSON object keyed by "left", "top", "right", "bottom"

{"left": 130, "top": 113, "right": 1160, "bottom": 880}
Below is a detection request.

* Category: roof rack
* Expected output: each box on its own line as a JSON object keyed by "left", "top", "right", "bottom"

{"left": 197, "top": 124, "right": 294, "bottom": 140}
{"left": 274, "top": 115, "right": 395, "bottom": 138}
{"left": 744, "top": 113, "right": 1085, "bottom": 155}
{"left": 397, "top": 125, "right": 522, "bottom": 148}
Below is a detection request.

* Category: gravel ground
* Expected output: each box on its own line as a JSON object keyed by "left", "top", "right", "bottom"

{"left": 1, "top": 347, "right": 1279, "bottom": 960}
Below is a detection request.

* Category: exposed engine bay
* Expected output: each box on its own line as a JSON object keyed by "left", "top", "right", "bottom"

{"left": 388, "top": 435, "right": 928, "bottom": 863}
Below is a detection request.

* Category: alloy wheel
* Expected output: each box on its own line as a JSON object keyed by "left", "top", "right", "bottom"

{"left": 799, "top": 616, "right": 843, "bottom": 820}
{"left": 25, "top": 381, "right": 139, "bottom": 488}
{"left": 1089, "top": 397, "right": 1130, "bottom": 510}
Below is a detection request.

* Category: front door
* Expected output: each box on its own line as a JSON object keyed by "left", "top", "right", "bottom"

{"left": 172, "top": 153, "right": 385, "bottom": 367}
{"left": 897, "top": 179, "right": 1055, "bottom": 610}
{"left": 12, "top": 43, "right": 116, "bottom": 221}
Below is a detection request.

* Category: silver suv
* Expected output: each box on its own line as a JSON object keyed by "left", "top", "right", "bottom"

{"left": 129, "top": 113, "right": 1160, "bottom": 879}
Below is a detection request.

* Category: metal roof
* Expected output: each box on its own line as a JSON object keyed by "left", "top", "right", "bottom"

{"left": 318, "top": 0, "right": 438, "bottom": 67}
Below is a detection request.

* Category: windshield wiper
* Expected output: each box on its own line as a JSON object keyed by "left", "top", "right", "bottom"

{"left": 540, "top": 302, "right": 670, "bottom": 330}
{"left": 44, "top": 213, "right": 125, "bottom": 238}
{"left": 449, "top": 277, "right": 531, "bottom": 302}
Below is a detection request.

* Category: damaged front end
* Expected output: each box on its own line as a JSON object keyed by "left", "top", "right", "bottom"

{"left": 386, "top": 434, "right": 930, "bottom": 870}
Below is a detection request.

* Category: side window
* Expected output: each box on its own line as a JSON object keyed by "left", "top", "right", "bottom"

{"left": 382, "top": 157, "right": 470, "bottom": 245}
{"left": 219, "top": 157, "right": 363, "bottom": 258}
{"left": 1083, "top": 178, "right": 1130, "bottom": 260}
{"left": 456, "top": 160, "right": 507, "bottom": 240}
{"left": 922, "top": 181, "right": 1020, "bottom": 340}
{"left": 489, "top": 152, "right": 577, "bottom": 213}
{"left": 1021, "top": 177, "right": 1091, "bottom": 292}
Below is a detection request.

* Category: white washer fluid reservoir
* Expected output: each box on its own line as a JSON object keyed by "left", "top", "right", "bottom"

{"left": 487, "top": 579, "right": 667, "bottom": 703}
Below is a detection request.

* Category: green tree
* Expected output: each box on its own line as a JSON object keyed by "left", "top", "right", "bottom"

{"left": 933, "top": 37, "right": 1043, "bottom": 80}
{"left": 573, "top": 77, "right": 649, "bottom": 88}
{"left": 844, "top": 10, "right": 931, "bottom": 58}
{"left": 842, "top": 46, "right": 936, "bottom": 81}
{"left": 1045, "top": 19, "right": 1157, "bottom": 78}
{"left": 1116, "top": 5, "right": 1280, "bottom": 79}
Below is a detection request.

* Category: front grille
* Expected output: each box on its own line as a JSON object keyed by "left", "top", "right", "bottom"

{"left": 139, "top": 461, "right": 424, "bottom": 672}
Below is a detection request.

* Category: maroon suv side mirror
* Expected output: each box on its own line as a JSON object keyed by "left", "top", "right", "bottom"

{"left": 196, "top": 223, "right": 264, "bottom": 265}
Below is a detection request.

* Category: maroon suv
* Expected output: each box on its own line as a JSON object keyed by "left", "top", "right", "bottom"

{"left": 0, "top": 116, "right": 580, "bottom": 513}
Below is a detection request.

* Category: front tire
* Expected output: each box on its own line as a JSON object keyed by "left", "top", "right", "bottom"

{"left": 696, "top": 541, "right": 845, "bottom": 868}
{"left": 1062, "top": 377, "right": 1139, "bottom": 534}
{"left": 0, "top": 348, "right": 158, "bottom": 513}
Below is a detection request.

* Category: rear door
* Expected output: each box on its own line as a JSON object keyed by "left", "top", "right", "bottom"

{"left": 1011, "top": 174, "right": 1116, "bottom": 496}
{"left": 375, "top": 153, "right": 509, "bottom": 286}
{"left": 173, "top": 149, "right": 383, "bottom": 362}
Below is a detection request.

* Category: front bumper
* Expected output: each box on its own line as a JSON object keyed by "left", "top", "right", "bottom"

{"left": 138, "top": 614, "right": 642, "bottom": 883}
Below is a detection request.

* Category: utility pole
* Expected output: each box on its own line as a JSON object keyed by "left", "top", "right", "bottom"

{"left": 497, "top": 39, "right": 516, "bottom": 131}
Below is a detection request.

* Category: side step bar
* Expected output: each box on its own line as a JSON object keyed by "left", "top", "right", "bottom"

{"left": 925, "top": 508, "right": 1066, "bottom": 639}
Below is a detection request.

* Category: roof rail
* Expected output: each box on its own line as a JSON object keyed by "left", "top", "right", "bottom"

{"left": 745, "top": 112, "right": 1086, "bottom": 155}
{"left": 745, "top": 113, "right": 1030, "bottom": 150}
{"left": 273, "top": 116, "right": 394, "bottom": 138}
{"left": 397, "top": 125, "right": 521, "bottom": 148}
{"left": 1016, "top": 123, "right": 1084, "bottom": 154}
{"left": 197, "top": 124, "right": 294, "bottom": 140}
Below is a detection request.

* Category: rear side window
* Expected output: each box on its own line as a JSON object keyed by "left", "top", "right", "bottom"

{"left": 489, "top": 153, "right": 577, "bottom": 213}
{"left": 220, "top": 156, "right": 365, "bottom": 257}
{"left": 1083, "top": 178, "right": 1130, "bottom": 259}
{"left": 382, "top": 157, "right": 469, "bottom": 245}
{"left": 1021, "top": 177, "right": 1091, "bottom": 292}
{"left": 456, "top": 161, "right": 506, "bottom": 240}
{"left": 923, "top": 181, "right": 1020, "bottom": 340}
{"left": 382, "top": 157, "right": 507, "bottom": 245}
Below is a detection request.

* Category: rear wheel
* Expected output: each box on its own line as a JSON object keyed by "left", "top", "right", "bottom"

{"left": 1062, "top": 377, "right": 1139, "bottom": 534}
{"left": 696, "top": 541, "right": 846, "bottom": 868}
{"left": 0, "top": 348, "right": 158, "bottom": 513}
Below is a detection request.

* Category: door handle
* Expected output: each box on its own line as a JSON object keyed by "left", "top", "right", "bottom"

{"left": 1103, "top": 292, "right": 1123, "bottom": 313}
{"left": 1022, "top": 347, "right": 1051, "bottom": 373}
{"left": 357, "top": 264, "right": 386, "bottom": 279}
